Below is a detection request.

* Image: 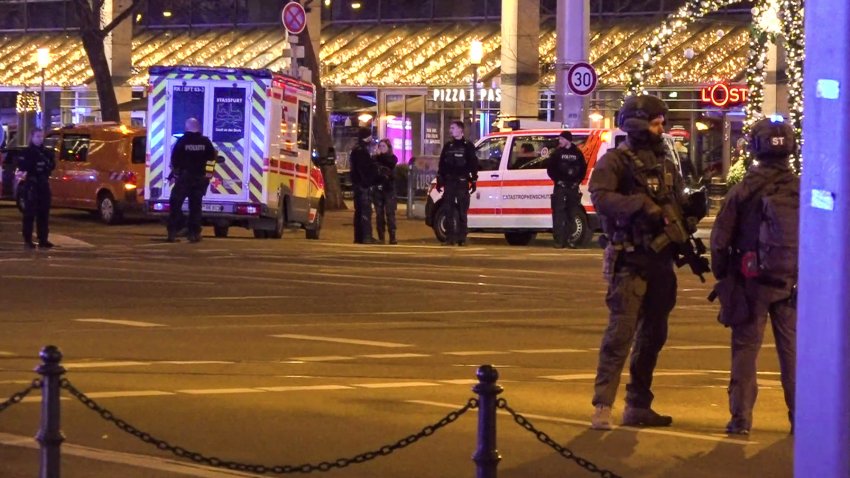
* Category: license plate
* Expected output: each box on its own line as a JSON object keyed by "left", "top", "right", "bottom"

{"left": 202, "top": 204, "right": 223, "bottom": 213}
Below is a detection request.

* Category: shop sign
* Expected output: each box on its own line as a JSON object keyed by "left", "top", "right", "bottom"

{"left": 700, "top": 82, "right": 748, "bottom": 108}
{"left": 432, "top": 87, "right": 501, "bottom": 103}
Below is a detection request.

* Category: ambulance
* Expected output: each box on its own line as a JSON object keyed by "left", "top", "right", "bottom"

{"left": 425, "top": 128, "right": 684, "bottom": 246}
{"left": 144, "top": 66, "right": 325, "bottom": 239}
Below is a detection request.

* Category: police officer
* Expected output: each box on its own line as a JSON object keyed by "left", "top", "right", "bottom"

{"left": 710, "top": 118, "right": 799, "bottom": 435}
{"left": 350, "top": 127, "right": 378, "bottom": 244}
{"left": 589, "top": 95, "right": 695, "bottom": 430}
{"left": 167, "top": 118, "right": 215, "bottom": 243}
{"left": 547, "top": 131, "right": 587, "bottom": 248}
{"left": 18, "top": 128, "right": 55, "bottom": 249}
{"left": 436, "top": 121, "right": 478, "bottom": 246}
{"left": 372, "top": 139, "right": 399, "bottom": 245}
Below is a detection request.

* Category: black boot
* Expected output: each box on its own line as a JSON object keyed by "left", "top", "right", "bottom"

{"left": 377, "top": 229, "right": 386, "bottom": 244}
{"left": 389, "top": 232, "right": 397, "bottom": 245}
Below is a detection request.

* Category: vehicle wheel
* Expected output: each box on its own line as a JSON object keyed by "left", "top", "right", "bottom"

{"left": 431, "top": 202, "right": 448, "bottom": 243}
{"left": 270, "top": 201, "right": 285, "bottom": 239}
{"left": 98, "top": 193, "right": 121, "bottom": 225}
{"left": 306, "top": 210, "right": 322, "bottom": 240}
{"left": 570, "top": 210, "right": 593, "bottom": 248}
{"left": 504, "top": 231, "right": 537, "bottom": 246}
{"left": 253, "top": 229, "right": 268, "bottom": 239}
{"left": 213, "top": 226, "right": 229, "bottom": 238}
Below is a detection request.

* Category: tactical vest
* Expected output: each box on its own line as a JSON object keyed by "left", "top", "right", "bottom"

{"left": 444, "top": 141, "right": 468, "bottom": 169}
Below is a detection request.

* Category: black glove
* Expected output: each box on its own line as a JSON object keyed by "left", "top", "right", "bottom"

{"left": 436, "top": 177, "right": 443, "bottom": 193}
{"left": 469, "top": 181, "right": 477, "bottom": 194}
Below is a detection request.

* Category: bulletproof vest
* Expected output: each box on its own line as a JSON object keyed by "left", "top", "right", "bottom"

{"left": 603, "top": 147, "right": 671, "bottom": 248}
{"left": 176, "top": 133, "right": 212, "bottom": 176}
{"left": 27, "top": 147, "right": 54, "bottom": 182}
{"left": 444, "top": 140, "right": 468, "bottom": 169}
{"left": 555, "top": 148, "right": 581, "bottom": 175}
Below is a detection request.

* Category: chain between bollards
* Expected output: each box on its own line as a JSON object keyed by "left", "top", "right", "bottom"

{"left": 473, "top": 364, "right": 503, "bottom": 478}
{"left": 35, "top": 345, "right": 65, "bottom": 478}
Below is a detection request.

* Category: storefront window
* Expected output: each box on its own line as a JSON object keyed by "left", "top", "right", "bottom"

{"left": 329, "top": 90, "right": 377, "bottom": 170}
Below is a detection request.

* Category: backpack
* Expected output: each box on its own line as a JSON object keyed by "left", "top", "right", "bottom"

{"left": 736, "top": 171, "right": 800, "bottom": 281}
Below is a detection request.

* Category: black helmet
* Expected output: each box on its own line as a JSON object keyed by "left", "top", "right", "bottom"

{"left": 617, "top": 95, "right": 669, "bottom": 134}
{"left": 749, "top": 116, "right": 795, "bottom": 159}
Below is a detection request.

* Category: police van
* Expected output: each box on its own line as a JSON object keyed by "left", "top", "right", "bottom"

{"left": 144, "top": 66, "right": 325, "bottom": 239}
{"left": 425, "top": 128, "right": 684, "bottom": 246}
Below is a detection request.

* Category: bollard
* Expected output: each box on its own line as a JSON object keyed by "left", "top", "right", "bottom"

{"left": 472, "top": 364, "right": 503, "bottom": 478}
{"left": 36, "top": 345, "right": 65, "bottom": 478}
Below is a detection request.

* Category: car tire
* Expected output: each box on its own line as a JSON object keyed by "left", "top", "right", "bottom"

{"left": 431, "top": 202, "right": 448, "bottom": 243}
{"left": 213, "top": 226, "right": 229, "bottom": 238}
{"left": 306, "top": 209, "right": 322, "bottom": 240}
{"left": 270, "top": 201, "right": 285, "bottom": 239}
{"left": 570, "top": 210, "right": 593, "bottom": 248}
{"left": 504, "top": 231, "right": 537, "bottom": 246}
{"left": 98, "top": 192, "right": 121, "bottom": 225}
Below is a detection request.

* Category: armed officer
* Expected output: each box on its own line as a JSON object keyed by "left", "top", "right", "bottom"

{"left": 167, "top": 118, "right": 215, "bottom": 243}
{"left": 436, "top": 121, "right": 478, "bottom": 246}
{"left": 19, "top": 128, "right": 55, "bottom": 249}
{"left": 350, "top": 127, "right": 378, "bottom": 244}
{"left": 546, "top": 131, "right": 587, "bottom": 248}
{"left": 588, "top": 95, "right": 707, "bottom": 430}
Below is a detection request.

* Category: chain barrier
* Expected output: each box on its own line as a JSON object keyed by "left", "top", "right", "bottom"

{"left": 0, "top": 379, "right": 42, "bottom": 415}
{"left": 61, "top": 378, "right": 477, "bottom": 474}
{"left": 497, "top": 398, "right": 623, "bottom": 478}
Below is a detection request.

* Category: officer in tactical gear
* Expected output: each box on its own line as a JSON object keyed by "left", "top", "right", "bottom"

{"left": 167, "top": 118, "right": 216, "bottom": 243}
{"left": 436, "top": 121, "right": 478, "bottom": 246}
{"left": 710, "top": 117, "right": 799, "bottom": 435}
{"left": 589, "top": 95, "right": 701, "bottom": 430}
{"left": 372, "top": 139, "right": 399, "bottom": 244}
{"left": 19, "top": 128, "right": 55, "bottom": 249}
{"left": 546, "top": 131, "right": 587, "bottom": 248}
{"left": 350, "top": 127, "right": 379, "bottom": 244}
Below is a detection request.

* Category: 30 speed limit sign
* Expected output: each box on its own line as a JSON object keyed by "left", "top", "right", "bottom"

{"left": 567, "top": 62, "right": 598, "bottom": 96}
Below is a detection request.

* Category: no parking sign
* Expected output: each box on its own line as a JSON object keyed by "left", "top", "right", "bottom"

{"left": 281, "top": 2, "right": 307, "bottom": 35}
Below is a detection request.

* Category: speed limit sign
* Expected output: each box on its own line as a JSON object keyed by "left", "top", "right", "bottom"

{"left": 567, "top": 62, "right": 598, "bottom": 96}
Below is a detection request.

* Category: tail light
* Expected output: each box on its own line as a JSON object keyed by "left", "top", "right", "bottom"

{"left": 236, "top": 204, "right": 261, "bottom": 215}
{"left": 122, "top": 171, "right": 138, "bottom": 190}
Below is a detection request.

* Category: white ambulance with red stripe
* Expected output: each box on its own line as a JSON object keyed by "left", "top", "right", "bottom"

{"left": 143, "top": 66, "right": 325, "bottom": 239}
{"left": 425, "top": 128, "right": 683, "bottom": 246}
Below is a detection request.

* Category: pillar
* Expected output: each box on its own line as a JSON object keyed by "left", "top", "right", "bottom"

{"left": 500, "top": 0, "right": 539, "bottom": 122}
{"left": 762, "top": 39, "right": 789, "bottom": 117}
{"left": 554, "top": 0, "right": 590, "bottom": 127}
{"left": 795, "top": 0, "right": 850, "bottom": 476}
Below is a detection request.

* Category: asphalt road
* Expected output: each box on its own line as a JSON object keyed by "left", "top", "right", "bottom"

{"left": 0, "top": 202, "right": 793, "bottom": 478}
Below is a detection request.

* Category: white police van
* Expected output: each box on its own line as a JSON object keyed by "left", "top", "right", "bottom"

{"left": 425, "top": 128, "right": 684, "bottom": 246}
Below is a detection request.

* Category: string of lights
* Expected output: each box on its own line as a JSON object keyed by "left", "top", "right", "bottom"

{"left": 782, "top": 0, "right": 805, "bottom": 171}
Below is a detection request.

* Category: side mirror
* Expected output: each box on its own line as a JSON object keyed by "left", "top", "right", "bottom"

{"left": 216, "top": 155, "right": 226, "bottom": 164}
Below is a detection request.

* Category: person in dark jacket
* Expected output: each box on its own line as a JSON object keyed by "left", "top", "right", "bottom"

{"left": 588, "top": 95, "right": 697, "bottom": 430}
{"left": 18, "top": 128, "right": 55, "bottom": 249}
{"left": 372, "top": 139, "right": 399, "bottom": 244}
{"left": 710, "top": 117, "right": 799, "bottom": 435}
{"left": 167, "top": 118, "right": 216, "bottom": 243}
{"left": 547, "top": 131, "right": 587, "bottom": 248}
{"left": 437, "top": 121, "right": 478, "bottom": 246}
{"left": 350, "top": 127, "right": 378, "bottom": 244}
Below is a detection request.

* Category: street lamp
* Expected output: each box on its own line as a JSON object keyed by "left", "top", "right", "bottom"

{"left": 36, "top": 48, "right": 50, "bottom": 131}
{"left": 469, "top": 40, "right": 483, "bottom": 140}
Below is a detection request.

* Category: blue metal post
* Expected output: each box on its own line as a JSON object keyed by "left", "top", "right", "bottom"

{"left": 36, "top": 345, "right": 65, "bottom": 478}
{"left": 796, "top": 1, "right": 850, "bottom": 476}
{"left": 473, "top": 365, "right": 502, "bottom": 478}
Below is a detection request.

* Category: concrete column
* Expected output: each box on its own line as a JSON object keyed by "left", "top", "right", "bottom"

{"left": 500, "top": 0, "right": 539, "bottom": 122}
{"left": 103, "top": 0, "right": 134, "bottom": 123}
{"left": 762, "top": 39, "right": 789, "bottom": 117}
{"left": 796, "top": 1, "right": 850, "bottom": 476}
{"left": 554, "top": 0, "right": 590, "bottom": 127}
{"left": 307, "top": 1, "right": 322, "bottom": 76}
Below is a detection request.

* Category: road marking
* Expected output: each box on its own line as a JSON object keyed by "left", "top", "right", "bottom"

{"left": 353, "top": 381, "right": 441, "bottom": 389}
{"left": 542, "top": 371, "right": 708, "bottom": 381}
{"left": 85, "top": 390, "right": 175, "bottom": 399}
{"left": 2, "top": 275, "right": 214, "bottom": 285}
{"left": 159, "top": 361, "right": 235, "bottom": 365}
{"left": 511, "top": 348, "right": 586, "bottom": 354}
{"left": 0, "top": 351, "right": 16, "bottom": 357}
{"left": 358, "top": 353, "right": 431, "bottom": 359}
{"left": 667, "top": 345, "right": 729, "bottom": 350}
{"left": 75, "top": 319, "right": 166, "bottom": 328}
{"left": 0, "top": 432, "right": 260, "bottom": 477}
{"left": 64, "top": 361, "right": 151, "bottom": 369}
{"left": 438, "top": 379, "right": 480, "bottom": 385}
{"left": 270, "top": 334, "right": 412, "bottom": 348}
{"left": 45, "top": 234, "right": 95, "bottom": 248}
{"left": 289, "top": 356, "right": 355, "bottom": 362}
{"left": 205, "top": 295, "right": 299, "bottom": 300}
{"left": 407, "top": 401, "right": 757, "bottom": 446}
{"left": 257, "top": 385, "right": 353, "bottom": 392}
{"left": 443, "top": 351, "right": 511, "bottom": 356}
{"left": 178, "top": 388, "right": 265, "bottom": 395}
{"left": 540, "top": 373, "right": 597, "bottom": 381}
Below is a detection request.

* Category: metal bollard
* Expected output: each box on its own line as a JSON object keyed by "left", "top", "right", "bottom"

{"left": 36, "top": 345, "right": 65, "bottom": 478}
{"left": 473, "top": 364, "right": 503, "bottom": 478}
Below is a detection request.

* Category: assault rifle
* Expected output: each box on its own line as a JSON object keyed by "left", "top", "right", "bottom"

{"left": 648, "top": 189, "right": 711, "bottom": 282}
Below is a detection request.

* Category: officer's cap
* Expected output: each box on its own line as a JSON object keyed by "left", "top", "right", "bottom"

{"left": 559, "top": 131, "right": 573, "bottom": 141}
{"left": 357, "top": 127, "right": 373, "bottom": 141}
{"left": 749, "top": 116, "right": 796, "bottom": 160}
